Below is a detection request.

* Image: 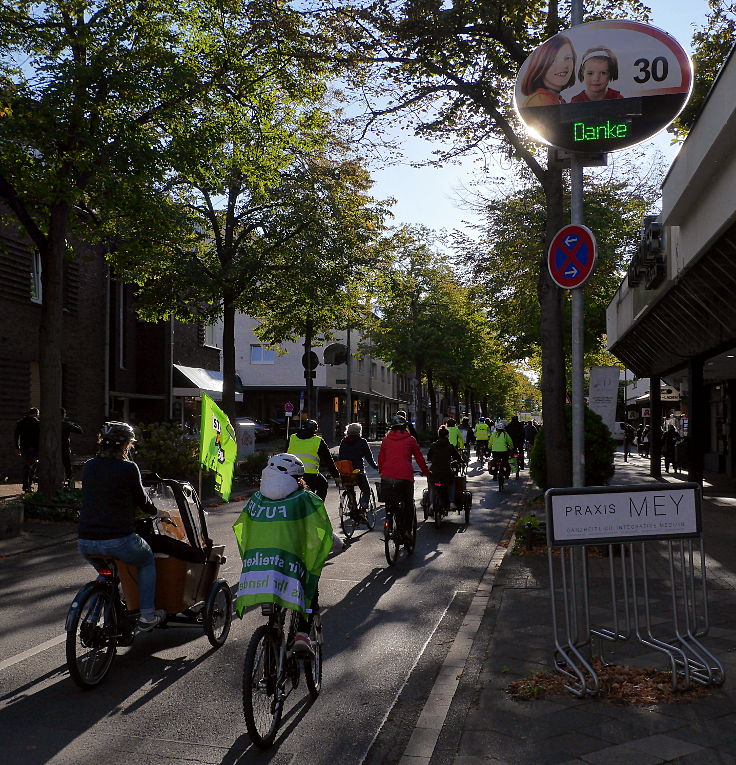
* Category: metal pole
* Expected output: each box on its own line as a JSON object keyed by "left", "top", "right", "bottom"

{"left": 571, "top": 0, "right": 584, "bottom": 488}
{"left": 346, "top": 328, "right": 353, "bottom": 425}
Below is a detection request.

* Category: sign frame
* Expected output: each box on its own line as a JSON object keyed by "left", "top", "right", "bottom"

{"left": 514, "top": 19, "right": 693, "bottom": 153}
{"left": 548, "top": 224, "right": 597, "bottom": 289}
{"left": 545, "top": 483, "right": 702, "bottom": 547}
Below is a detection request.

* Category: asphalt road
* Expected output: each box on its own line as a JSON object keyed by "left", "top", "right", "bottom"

{"left": 0, "top": 459, "right": 523, "bottom": 765}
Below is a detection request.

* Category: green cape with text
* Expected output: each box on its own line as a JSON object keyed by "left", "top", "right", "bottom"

{"left": 232, "top": 489, "right": 333, "bottom": 617}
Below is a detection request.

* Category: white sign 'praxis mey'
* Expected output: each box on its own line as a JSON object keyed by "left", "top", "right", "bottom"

{"left": 546, "top": 484, "right": 701, "bottom": 546}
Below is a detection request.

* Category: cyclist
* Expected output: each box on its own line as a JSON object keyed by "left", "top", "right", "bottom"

{"left": 506, "top": 415, "right": 526, "bottom": 470}
{"left": 286, "top": 419, "right": 339, "bottom": 500}
{"left": 338, "top": 422, "right": 378, "bottom": 514}
{"left": 445, "top": 418, "right": 465, "bottom": 452}
{"left": 378, "top": 415, "right": 430, "bottom": 542}
{"left": 459, "top": 416, "right": 474, "bottom": 459}
{"left": 489, "top": 420, "right": 514, "bottom": 480}
{"left": 395, "top": 409, "right": 418, "bottom": 439}
{"left": 474, "top": 417, "right": 491, "bottom": 460}
{"left": 77, "top": 422, "right": 168, "bottom": 632}
{"left": 233, "top": 454, "right": 338, "bottom": 659}
{"left": 427, "top": 426, "right": 462, "bottom": 511}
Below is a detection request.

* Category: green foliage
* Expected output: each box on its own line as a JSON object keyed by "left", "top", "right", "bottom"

{"left": 672, "top": 1, "right": 736, "bottom": 139}
{"left": 23, "top": 487, "right": 82, "bottom": 521}
{"left": 134, "top": 423, "right": 199, "bottom": 482}
{"left": 238, "top": 453, "right": 269, "bottom": 476}
{"left": 529, "top": 405, "right": 615, "bottom": 491}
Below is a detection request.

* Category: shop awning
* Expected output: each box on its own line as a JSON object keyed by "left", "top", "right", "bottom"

{"left": 173, "top": 364, "right": 243, "bottom": 402}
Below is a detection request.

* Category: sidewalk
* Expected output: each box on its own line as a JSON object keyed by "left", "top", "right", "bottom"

{"left": 421, "top": 453, "right": 736, "bottom": 765}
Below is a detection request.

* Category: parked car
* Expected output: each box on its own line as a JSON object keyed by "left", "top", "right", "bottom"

{"left": 239, "top": 417, "right": 273, "bottom": 441}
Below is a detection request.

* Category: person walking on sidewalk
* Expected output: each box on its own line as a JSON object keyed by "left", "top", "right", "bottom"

{"left": 61, "top": 407, "right": 83, "bottom": 484}
{"left": 14, "top": 407, "right": 40, "bottom": 492}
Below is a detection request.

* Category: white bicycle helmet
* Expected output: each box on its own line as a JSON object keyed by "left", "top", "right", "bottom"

{"left": 495, "top": 421, "right": 507, "bottom": 430}
{"left": 100, "top": 421, "right": 136, "bottom": 444}
{"left": 266, "top": 453, "right": 305, "bottom": 476}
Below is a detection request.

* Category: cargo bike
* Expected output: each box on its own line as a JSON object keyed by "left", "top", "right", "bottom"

{"left": 65, "top": 477, "right": 233, "bottom": 689}
{"left": 421, "top": 457, "right": 472, "bottom": 528}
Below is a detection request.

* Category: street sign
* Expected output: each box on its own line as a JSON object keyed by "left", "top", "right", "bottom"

{"left": 548, "top": 224, "right": 597, "bottom": 288}
{"left": 301, "top": 351, "right": 319, "bottom": 370}
{"left": 515, "top": 20, "right": 692, "bottom": 152}
{"left": 546, "top": 484, "right": 701, "bottom": 546}
{"left": 284, "top": 401, "right": 294, "bottom": 417}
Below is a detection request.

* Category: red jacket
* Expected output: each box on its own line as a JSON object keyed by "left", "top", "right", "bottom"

{"left": 378, "top": 430, "right": 429, "bottom": 481}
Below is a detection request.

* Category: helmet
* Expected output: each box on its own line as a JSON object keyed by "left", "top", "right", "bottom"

{"left": 392, "top": 414, "right": 407, "bottom": 426}
{"left": 478, "top": 417, "right": 485, "bottom": 423}
{"left": 446, "top": 418, "right": 456, "bottom": 427}
{"left": 302, "top": 419, "right": 318, "bottom": 435}
{"left": 266, "top": 453, "right": 305, "bottom": 477}
{"left": 495, "top": 421, "right": 506, "bottom": 430}
{"left": 100, "top": 421, "right": 136, "bottom": 444}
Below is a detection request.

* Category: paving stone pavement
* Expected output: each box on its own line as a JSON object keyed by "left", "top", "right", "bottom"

{"left": 425, "top": 454, "right": 736, "bottom": 765}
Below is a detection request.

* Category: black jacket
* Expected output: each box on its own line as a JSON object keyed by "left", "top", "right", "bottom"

{"left": 427, "top": 439, "right": 461, "bottom": 481}
{"left": 14, "top": 414, "right": 40, "bottom": 451}
{"left": 338, "top": 435, "right": 378, "bottom": 472}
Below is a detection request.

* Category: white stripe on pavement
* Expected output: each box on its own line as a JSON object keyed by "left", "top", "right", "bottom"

{"left": 0, "top": 634, "right": 65, "bottom": 672}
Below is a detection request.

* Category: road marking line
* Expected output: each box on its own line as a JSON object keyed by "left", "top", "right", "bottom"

{"left": 0, "top": 634, "right": 66, "bottom": 672}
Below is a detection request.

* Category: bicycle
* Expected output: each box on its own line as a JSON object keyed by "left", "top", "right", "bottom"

{"left": 380, "top": 480, "right": 417, "bottom": 565}
{"left": 242, "top": 601, "right": 323, "bottom": 748}
{"left": 337, "top": 472, "right": 377, "bottom": 538}
{"left": 476, "top": 441, "right": 489, "bottom": 463}
{"left": 489, "top": 453, "right": 509, "bottom": 492}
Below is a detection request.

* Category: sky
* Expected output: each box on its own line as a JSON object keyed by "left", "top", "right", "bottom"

{"left": 369, "top": 0, "right": 711, "bottom": 235}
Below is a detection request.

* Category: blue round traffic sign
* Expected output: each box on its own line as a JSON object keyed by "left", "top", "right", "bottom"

{"left": 548, "top": 224, "right": 597, "bottom": 289}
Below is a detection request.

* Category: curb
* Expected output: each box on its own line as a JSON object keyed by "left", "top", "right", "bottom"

{"left": 397, "top": 482, "right": 532, "bottom": 765}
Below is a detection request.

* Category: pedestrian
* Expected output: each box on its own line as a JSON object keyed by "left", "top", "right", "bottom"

{"left": 506, "top": 416, "right": 526, "bottom": 470}
{"left": 662, "top": 424, "right": 680, "bottom": 474}
{"left": 61, "top": 407, "right": 83, "bottom": 484}
{"left": 641, "top": 425, "right": 651, "bottom": 458}
{"left": 14, "top": 406, "right": 40, "bottom": 492}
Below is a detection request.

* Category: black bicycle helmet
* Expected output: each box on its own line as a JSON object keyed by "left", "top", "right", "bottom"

{"left": 302, "top": 419, "right": 318, "bottom": 435}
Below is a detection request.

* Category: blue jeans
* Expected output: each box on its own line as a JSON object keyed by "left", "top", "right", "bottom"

{"left": 78, "top": 534, "right": 157, "bottom": 617}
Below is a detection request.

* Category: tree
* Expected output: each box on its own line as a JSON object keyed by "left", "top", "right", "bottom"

{"left": 453, "top": 161, "right": 661, "bottom": 363}
{"left": 251, "top": 148, "right": 390, "bottom": 418}
{"left": 672, "top": 1, "right": 736, "bottom": 138}
{"left": 335, "top": 0, "right": 650, "bottom": 487}
{"left": 0, "top": 0, "right": 309, "bottom": 491}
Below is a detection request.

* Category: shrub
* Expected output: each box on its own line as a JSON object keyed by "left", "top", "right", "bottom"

{"left": 238, "top": 453, "right": 269, "bottom": 476}
{"left": 134, "top": 422, "right": 199, "bottom": 482}
{"left": 23, "top": 487, "right": 82, "bottom": 522}
{"left": 529, "top": 405, "right": 615, "bottom": 491}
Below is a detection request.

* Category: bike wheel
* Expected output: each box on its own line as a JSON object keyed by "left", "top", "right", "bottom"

{"left": 498, "top": 471, "right": 504, "bottom": 492}
{"left": 304, "top": 610, "right": 323, "bottom": 698}
{"left": 365, "top": 487, "right": 377, "bottom": 531}
{"left": 434, "top": 497, "right": 442, "bottom": 529}
{"left": 464, "top": 495, "right": 471, "bottom": 525}
{"left": 66, "top": 585, "right": 118, "bottom": 689}
{"left": 204, "top": 579, "right": 232, "bottom": 647}
{"left": 339, "top": 490, "right": 356, "bottom": 539}
{"left": 243, "top": 625, "right": 283, "bottom": 749}
{"left": 384, "top": 510, "right": 399, "bottom": 566}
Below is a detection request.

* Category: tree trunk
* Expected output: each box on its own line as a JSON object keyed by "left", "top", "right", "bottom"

{"left": 414, "top": 362, "right": 423, "bottom": 429}
{"left": 427, "top": 368, "right": 437, "bottom": 432}
{"left": 38, "top": 206, "right": 68, "bottom": 495}
{"left": 539, "top": 158, "right": 571, "bottom": 488}
{"left": 221, "top": 301, "right": 237, "bottom": 422}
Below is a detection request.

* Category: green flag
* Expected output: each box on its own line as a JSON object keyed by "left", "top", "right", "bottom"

{"left": 200, "top": 393, "right": 237, "bottom": 501}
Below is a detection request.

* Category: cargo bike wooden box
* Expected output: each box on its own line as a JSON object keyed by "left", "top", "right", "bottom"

{"left": 65, "top": 478, "right": 233, "bottom": 689}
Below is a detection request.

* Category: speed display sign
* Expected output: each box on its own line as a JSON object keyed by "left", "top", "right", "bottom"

{"left": 514, "top": 20, "right": 692, "bottom": 152}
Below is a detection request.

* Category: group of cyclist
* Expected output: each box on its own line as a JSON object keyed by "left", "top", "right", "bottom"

{"left": 73, "top": 410, "right": 529, "bottom": 665}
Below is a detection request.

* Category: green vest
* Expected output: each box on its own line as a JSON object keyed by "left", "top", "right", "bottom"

{"left": 447, "top": 426, "right": 464, "bottom": 449}
{"left": 287, "top": 433, "right": 321, "bottom": 474}
{"left": 474, "top": 422, "right": 490, "bottom": 440}
{"left": 490, "top": 432, "right": 513, "bottom": 452}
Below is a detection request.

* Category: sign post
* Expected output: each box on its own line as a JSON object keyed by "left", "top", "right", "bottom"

{"left": 284, "top": 401, "right": 294, "bottom": 441}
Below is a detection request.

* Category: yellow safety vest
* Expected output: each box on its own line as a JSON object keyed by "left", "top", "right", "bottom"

{"left": 474, "top": 422, "right": 490, "bottom": 440}
{"left": 287, "top": 434, "right": 321, "bottom": 474}
{"left": 447, "top": 426, "right": 464, "bottom": 449}
{"left": 490, "top": 432, "right": 513, "bottom": 452}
